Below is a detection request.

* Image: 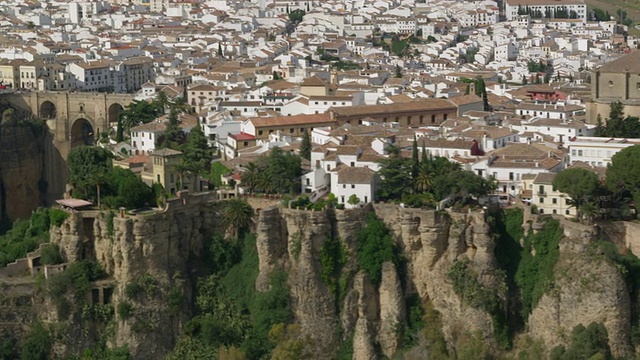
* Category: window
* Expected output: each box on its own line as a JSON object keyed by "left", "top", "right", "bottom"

{"left": 565, "top": 209, "right": 570, "bottom": 215}
{"left": 351, "top": 184, "right": 355, "bottom": 189}
{"left": 539, "top": 198, "right": 544, "bottom": 203}
{"left": 566, "top": 199, "right": 571, "bottom": 205}
{"left": 343, "top": 184, "right": 346, "bottom": 188}
{"left": 290, "top": 128, "right": 294, "bottom": 133}
{"left": 578, "top": 150, "right": 583, "bottom": 156}
{"left": 552, "top": 198, "right": 557, "bottom": 204}
{"left": 509, "top": 172, "right": 514, "bottom": 180}
{"left": 243, "top": 141, "right": 248, "bottom": 146}
{"left": 539, "top": 185, "right": 544, "bottom": 194}
{"left": 431, "top": 115, "right": 436, "bottom": 123}
{"left": 552, "top": 209, "right": 557, "bottom": 214}
{"left": 170, "top": 174, "right": 174, "bottom": 183}
{"left": 350, "top": 162, "right": 355, "bottom": 166}
{"left": 157, "top": 174, "right": 161, "bottom": 183}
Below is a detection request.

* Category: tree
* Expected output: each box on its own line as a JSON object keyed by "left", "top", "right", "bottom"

{"left": 182, "top": 120, "right": 212, "bottom": 192}
{"left": 222, "top": 198, "right": 254, "bottom": 237}
{"left": 156, "top": 91, "right": 171, "bottom": 114}
{"left": 394, "top": 65, "right": 403, "bottom": 78}
{"left": 288, "top": 9, "right": 305, "bottom": 24}
{"left": 87, "top": 171, "right": 110, "bottom": 209}
{"left": 594, "top": 114, "right": 605, "bottom": 137}
{"left": 300, "top": 131, "right": 311, "bottom": 161}
{"left": 173, "top": 159, "right": 192, "bottom": 191}
{"left": 411, "top": 135, "right": 419, "bottom": 181}
{"left": 553, "top": 168, "right": 599, "bottom": 222}
{"left": 347, "top": 194, "right": 361, "bottom": 207}
{"left": 433, "top": 170, "right": 492, "bottom": 204}
{"left": 414, "top": 163, "right": 434, "bottom": 193}
{"left": 607, "top": 145, "right": 640, "bottom": 207}
{"left": 119, "top": 100, "right": 162, "bottom": 134}
{"left": 156, "top": 107, "right": 184, "bottom": 150}
{"left": 67, "top": 146, "right": 113, "bottom": 200}
{"left": 377, "top": 145, "right": 413, "bottom": 201}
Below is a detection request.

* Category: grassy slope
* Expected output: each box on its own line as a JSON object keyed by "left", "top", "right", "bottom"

{"left": 585, "top": 0, "right": 640, "bottom": 35}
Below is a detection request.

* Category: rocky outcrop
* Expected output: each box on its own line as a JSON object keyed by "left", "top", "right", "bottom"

{"left": 352, "top": 271, "right": 378, "bottom": 360}
{"left": 49, "top": 192, "right": 221, "bottom": 358}
{"left": 378, "top": 261, "right": 405, "bottom": 358}
{"left": 528, "top": 219, "right": 634, "bottom": 358}
{"left": 0, "top": 120, "right": 46, "bottom": 220}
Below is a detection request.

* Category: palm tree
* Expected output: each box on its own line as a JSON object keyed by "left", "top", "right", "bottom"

{"left": 414, "top": 164, "right": 434, "bottom": 193}
{"left": 173, "top": 96, "right": 192, "bottom": 114}
{"left": 222, "top": 198, "right": 254, "bottom": 237}
{"left": 241, "top": 162, "right": 259, "bottom": 193}
{"left": 172, "top": 159, "right": 192, "bottom": 191}
{"left": 155, "top": 91, "right": 171, "bottom": 114}
{"left": 88, "top": 171, "right": 109, "bottom": 209}
{"left": 257, "top": 171, "right": 274, "bottom": 194}
{"left": 580, "top": 201, "right": 600, "bottom": 225}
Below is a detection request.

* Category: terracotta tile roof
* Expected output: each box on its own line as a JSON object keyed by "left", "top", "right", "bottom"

{"left": 249, "top": 113, "right": 334, "bottom": 128}
{"left": 330, "top": 99, "right": 456, "bottom": 117}
{"left": 532, "top": 172, "right": 556, "bottom": 185}
{"left": 447, "top": 94, "right": 482, "bottom": 106}
{"left": 301, "top": 75, "right": 328, "bottom": 87}
{"left": 336, "top": 166, "right": 376, "bottom": 184}
{"left": 597, "top": 50, "right": 640, "bottom": 73}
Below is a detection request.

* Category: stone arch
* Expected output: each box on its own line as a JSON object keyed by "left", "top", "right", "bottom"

{"left": 40, "top": 100, "right": 56, "bottom": 119}
{"left": 108, "top": 103, "right": 124, "bottom": 124}
{"left": 70, "top": 118, "right": 95, "bottom": 148}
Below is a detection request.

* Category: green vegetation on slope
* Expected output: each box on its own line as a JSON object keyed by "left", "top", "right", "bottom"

{"left": 0, "top": 207, "right": 58, "bottom": 267}
{"left": 355, "top": 213, "right": 402, "bottom": 286}
{"left": 516, "top": 218, "right": 562, "bottom": 318}
{"left": 170, "top": 233, "right": 293, "bottom": 359}
{"left": 448, "top": 259, "right": 510, "bottom": 349}
{"left": 551, "top": 322, "right": 612, "bottom": 360}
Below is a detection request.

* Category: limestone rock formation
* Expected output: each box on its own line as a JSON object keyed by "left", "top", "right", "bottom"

{"left": 378, "top": 261, "right": 405, "bottom": 358}
{"left": 48, "top": 193, "right": 221, "bottom": 358}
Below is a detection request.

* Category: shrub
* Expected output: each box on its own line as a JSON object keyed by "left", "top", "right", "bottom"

{"left": 319, "top": 236, "right": 346, "bottom": 300}
{"left": 139, "top": 273, "right": 158, "bottom": 296}
{"left": 20, "top": 322, "right": 51, "bottom": 360}
{"left": 0, "top": 208, "right": 51, "bottom": 267}
{"left": 124, "top": 282, "right": 141, "bottom": 299}
{"left": 117, "top": 302, "right": 134, "bottom": 320}
{"left": 355, "top": 213, "right": 400, "bottom": 286}
{"left": 40, "top": 243, "right": 63, "bottom": 265}
{"left": 106, "top": 211, "right": 115, "bottom": 238}
{"left": 515, "top": 218, "right": 562, "bottom": 318}
{"left": 82, "top": 304, "right": 114, "bottom": 322}
{"left": 550, "top": 322, "right": 611, "bottom": 360}
{"left": 49, "top": 209, "right": 68, "bottom": 227}
{"left": 168, "top": 287, "right": 183, "bottom": 314}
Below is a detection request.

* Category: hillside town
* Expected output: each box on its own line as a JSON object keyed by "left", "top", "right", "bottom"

{"left": 1, "top": 0, "right": 639, "bottom": 218}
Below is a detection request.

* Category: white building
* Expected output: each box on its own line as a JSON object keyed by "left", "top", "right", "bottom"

{"left": 504, "top": 0, "right": 587, "bottom": 21}
{"left": 330, "top": 166, "right": 377, "bottom": 207}
{"left": 130, "top": 121, "right": 166, "bottom": 155}
{"left": 567, "top": 137, "right": 640, "bottom": 166}
{"left": 510, "top": 117, "right": 594, "bottom": 143}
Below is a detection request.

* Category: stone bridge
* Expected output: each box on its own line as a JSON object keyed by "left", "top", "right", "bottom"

{"left": 0, "top": 91, "right": 136, "bottom": 158}
{"left": 0, "top": 91, "right": 137, "bottom": 204}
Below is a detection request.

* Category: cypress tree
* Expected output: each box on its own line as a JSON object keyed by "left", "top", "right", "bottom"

{"left": 300, "top": 130, "right": 311, "bottom": 161}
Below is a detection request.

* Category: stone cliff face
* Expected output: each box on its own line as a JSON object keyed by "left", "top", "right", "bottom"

{"left": 254, "top": 204, "right": 504, "bottom": 359}
{"left": 0, "top": 120, "right": 46, "bottom": 221}
{"left": 49, "top": 193, "right": 221, "bottom": 358}
{"left": 9, "top": 197, "right": 637, "bottom": 359}
{"left": 255, "top": 205, "right": 638, "bottom": 359}
{"left": 528, "top": 219, "right": 634, "bottom": 358}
